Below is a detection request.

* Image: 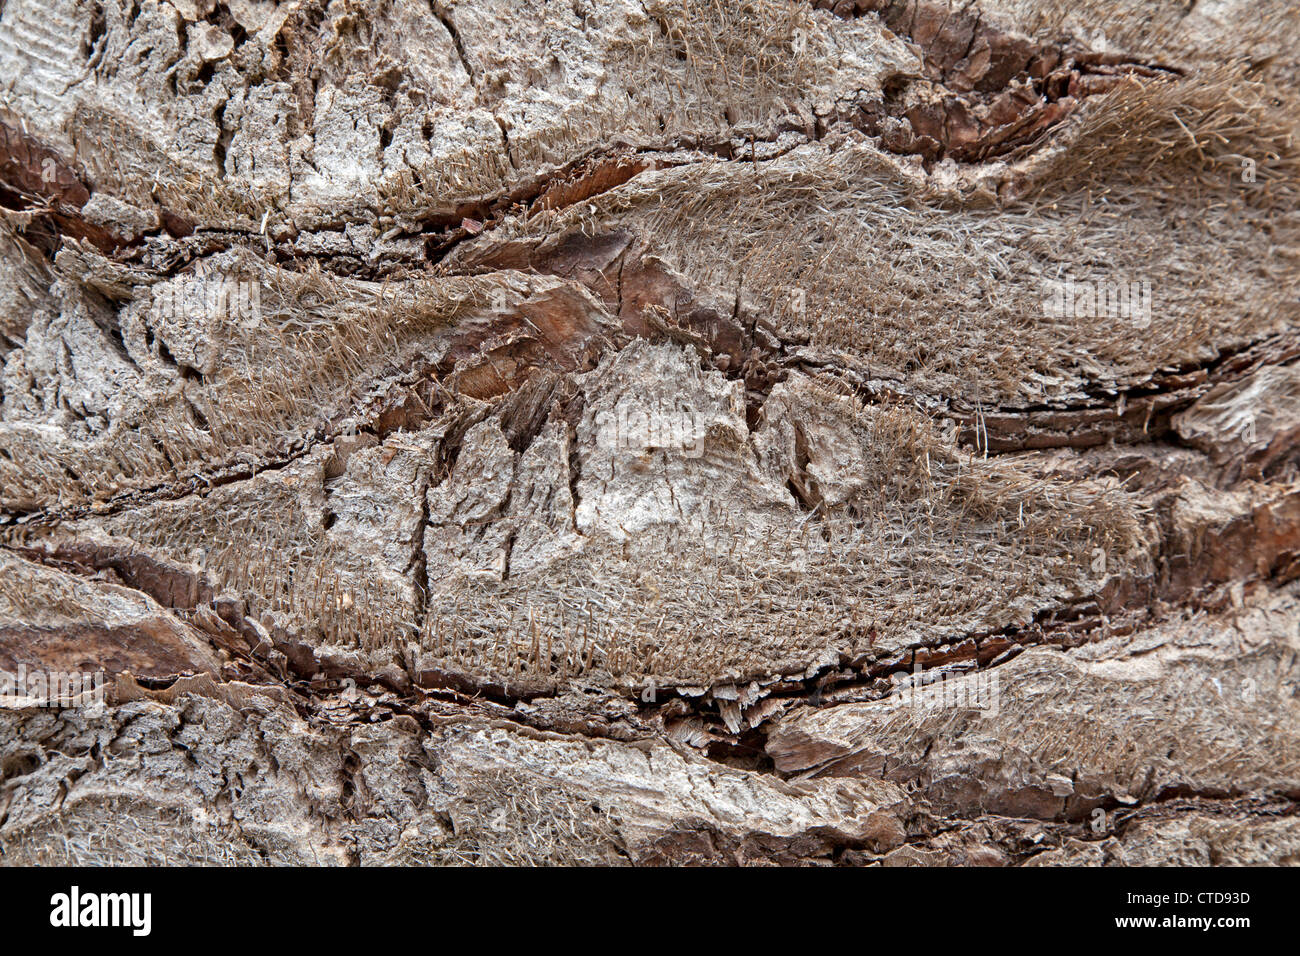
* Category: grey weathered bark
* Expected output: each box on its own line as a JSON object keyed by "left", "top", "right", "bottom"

{"left": 0, "top": 0, "right": 1297, "bottom": 865}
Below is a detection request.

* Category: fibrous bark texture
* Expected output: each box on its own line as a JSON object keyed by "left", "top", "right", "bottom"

{"left": 0, "top": 0, "right": 1298, "bottom": 866}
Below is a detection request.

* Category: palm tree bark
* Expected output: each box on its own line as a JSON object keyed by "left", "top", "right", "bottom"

{"left": 0, "top": 0, "right": 1297, "bottom": 865}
